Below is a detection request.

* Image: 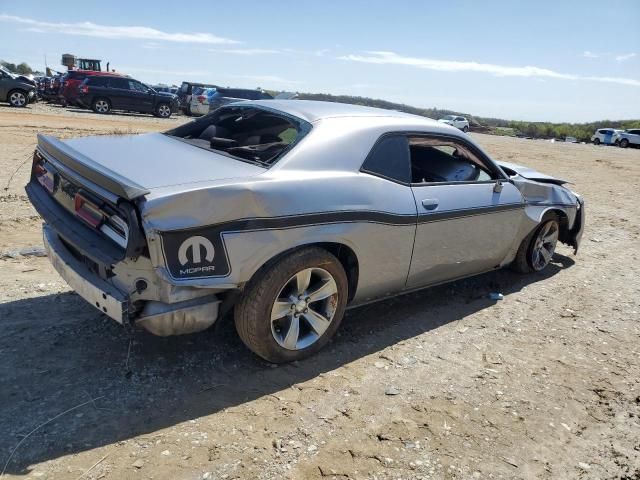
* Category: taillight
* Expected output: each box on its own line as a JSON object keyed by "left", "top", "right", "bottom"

{"left": 74, "top": 193, "right": 104, "bottom": 228}
{"left": 80, "top": 85, "right": 89, "bottom": 94}
{"left": 197, "top": 95, "right": 205, "bottom": 103}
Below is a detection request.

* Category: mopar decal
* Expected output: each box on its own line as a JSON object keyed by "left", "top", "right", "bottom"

{"left": 162, "top": 230, "right": 230, "bottom": 279}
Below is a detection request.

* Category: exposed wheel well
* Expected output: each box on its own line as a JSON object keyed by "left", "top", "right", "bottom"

{"left": 546, "top": 208, "right": 571, "bottom": 245}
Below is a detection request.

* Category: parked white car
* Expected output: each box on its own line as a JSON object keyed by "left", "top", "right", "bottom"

{"left": 590, "top": 128, "right": 622, "bottom": 145}
{"left": 616, "top": 129, "right": 640, "bottom": 148}
{"left": 189, "top": 87, "right": 217, "bottom": 116}
{"left": 438, "top": 115, "right": 469, "bottom": 132}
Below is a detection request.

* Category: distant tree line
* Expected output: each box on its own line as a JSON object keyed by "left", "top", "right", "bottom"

{"left": 0, "top": 60, "right": 35, "bottom": 75}
{"left": 297, "top": 92, "right": 640, "bottom": 142}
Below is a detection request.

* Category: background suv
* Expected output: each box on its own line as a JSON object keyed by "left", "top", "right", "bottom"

{"left": 616, "top": 129, "right": 640, "bottom": 148}
{"left": 0, "top": 66, "right": 36, "bottom": 107}
{"left": 438, "top": 115, "right": 470, "bottom": 132}
{"left": 591, "top": 128, "right": 622, "bottom": 145}
{"left": 77, "top": 76, "right": 179, "bottom": 117}
{"left": 188, "top": 87, "right": 273, "bottom": 116}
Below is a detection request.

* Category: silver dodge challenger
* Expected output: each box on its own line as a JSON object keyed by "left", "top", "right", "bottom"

{"left": 26, "top": 100, "right": 585, "bottom": 362}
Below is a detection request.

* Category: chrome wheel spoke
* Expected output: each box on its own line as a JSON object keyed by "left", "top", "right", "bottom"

{"left": 295, "top": 268, "right": 312, "bottom": 295}
{"left": 271, "top": 300, "right": 291, "bottom": 321}
{"left": 283, "top": 316, "right": 300, "bottom": 350}
{"left": 539, "top": 246, "right": 552, "bottom": 264}
{"left": 307, "top": 278, "right": 337, "bottom": 303}
{"left": 303, "top": 308, "right": 331, "bottom": 336}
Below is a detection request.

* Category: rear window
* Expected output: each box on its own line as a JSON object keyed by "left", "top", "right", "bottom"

{"left": 165, "top": 105, "right": 312, "bottom": 167}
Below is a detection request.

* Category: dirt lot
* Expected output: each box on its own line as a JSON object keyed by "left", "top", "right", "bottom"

{"left": 0, "top": 103, "right": 638, "bottom": 480}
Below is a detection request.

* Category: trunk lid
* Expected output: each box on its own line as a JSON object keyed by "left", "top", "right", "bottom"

{"left": 56, "top": 132, "right": 264, "bottom": 197}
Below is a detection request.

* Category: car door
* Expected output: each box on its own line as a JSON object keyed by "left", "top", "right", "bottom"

{"left": 127, "top": 80, "right": 154, "bottom": 112}
{"left": 0, "top": 69, "right": 10, "bottom": 100}
{"left": 602, "top": 129, "right": 614, "bottom": 144}
{"left": 405, "top": 134, "right": 525, "bottom": 289}
{"left": 106, "top": 77, "right": 129, "bottom": 109}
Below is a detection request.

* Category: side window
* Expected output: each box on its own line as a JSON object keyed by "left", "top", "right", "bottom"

{"left": 128, "top": 81, "right": 148, "bottom": 92}
{"left": 408, "top": 136, "right": 495, "bottom": 184}
{"left": 361, "top": 135, "right": 411, "bottom": 184}
{"left": 110, "top": 78, "right": 128, "bottom": 89}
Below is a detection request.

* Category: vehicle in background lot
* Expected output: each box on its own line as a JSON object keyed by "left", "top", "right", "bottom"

{"left": 77, "top": 75, "right": 179, "bottom": 117}
{"left": 591, "top": 128, "right": 622, "bottom": 145}
{"left": 60, "top": 70, "right": 127, "bottom": 107}
{"left": 26, "top": 100, "right": 584, "bottom": 363}
{"left": 61, "top": 54, "right": 103, "bottom": 72}
{"left": 152, "top": 84, "right": 179, "bottom": 95}
{"left": 565, "top": 136, "right": 577, "bottom": 143}
{"left": 438, "top": 115, "right": 470, "bottom": 132}
{"left": 616, "top": 129, "right": 640, "bottom": 148}
{"left": 177, "top": 81, "right": 218, "bottom": 115}
{"left": 189, "top": 87, "right": 274, "bottom": 116}
{"left": 0, "top": 66, "right": 37, "bottom": 107}
{"left": 202, "top": 87, "right": 274, "bottom": 114}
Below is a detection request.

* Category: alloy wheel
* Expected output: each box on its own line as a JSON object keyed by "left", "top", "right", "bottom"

{"left": 95, "top": 100, "right": 109, "bottom": 113}
{"left": 531, "top": 220, "right": 559, "bottom": 271}
{"left": 270, "top": 267, "right": 339, "bottom": 350}
{"left": 9, "top": 92, "right": 26, "bottom": 107}
{"left": 158, "top": 104, "right": 171, "bottom": 117}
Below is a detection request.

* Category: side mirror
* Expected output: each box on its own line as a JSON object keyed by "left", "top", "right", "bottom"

{"left": 493, "top": 179, "right": 503, "bottom": 193}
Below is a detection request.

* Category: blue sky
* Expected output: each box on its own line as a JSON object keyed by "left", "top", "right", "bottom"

{"left": 1, "top": 0, "right": 638, "bottom": 122}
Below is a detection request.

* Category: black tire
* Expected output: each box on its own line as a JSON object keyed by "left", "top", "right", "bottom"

{"left": 462, "top": 125, "right": 469, "bottom": 133}
{"left": 511, "top": 213, "right": 560, "bottom": 274}
{"left": 593, "top": 138, "right": 600, "bottom": 145}
{"left": 619, "top": 138, "right": 629, "bottom": 148}
{"left": 8, "top": 89, "right": 28, "bottom": 107}
{"left": 235, "top": 247, "right": 348, "bottom": 363}
{"left": 155, "top": 103, "right": 172, "bottom": 118}
{"left": 92, "top": 97, "right": 111, "bottom": 114}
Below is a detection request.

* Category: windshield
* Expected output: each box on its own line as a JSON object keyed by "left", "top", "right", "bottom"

{"left": 165, "top": 105, "right": 312, "bottom": 167}
{"left": 442, "top": 115, "right": 455, "bottom": 120}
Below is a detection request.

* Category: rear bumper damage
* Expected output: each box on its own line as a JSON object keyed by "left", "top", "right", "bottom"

{"left": 43, "top": 224, "right": 221, "bottom": 336}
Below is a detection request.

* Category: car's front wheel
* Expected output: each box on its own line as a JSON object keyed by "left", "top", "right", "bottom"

{"left": 92, "top": 98, "right": 111, "bottom": 114}
{"left": 462, "top": 125, "right": 469, "bottom": 133}
{"left": 155, "top": 103, "right": 172, "bottom": 118}
{"left": 619, "top": 138, "right": 629, "bottom": 148}
{"left": 8, "top": 90, "right": 28, "bottom": 107}
{"left": 235, "top": 247, "right": 348, "bottom": 363}
{"left": 512, "top": 213, "right": 560, "bottom": 273}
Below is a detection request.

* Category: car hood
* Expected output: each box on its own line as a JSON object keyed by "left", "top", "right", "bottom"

{"left": 157, "top": 91, "right": 177, "bottom": 100}
{"left": 497, "top": 160, "right": 569, "bottom": 185}
{"left": 63, "top": 133, "right": 265, "bottom": 191}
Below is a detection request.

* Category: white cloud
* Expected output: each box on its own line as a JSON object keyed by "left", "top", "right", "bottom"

{"left": 209, "top": 48, "right": 282, "bottom": 55}
{"left": 0, "top": 13, "right": 239, "bottom": 44}
{"left": 339, "top": 51, "right": 640, "bottom": 87}
{"left": 583, "top": 50, "right": 599, "bottom": 58}
{"left": 616, "top": 52, "right": 637, "bottom": 62}
{"left": 234, "top": 74, "right": 300, "bottom": 86}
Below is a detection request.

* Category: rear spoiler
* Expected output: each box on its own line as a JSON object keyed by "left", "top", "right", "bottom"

{"left": 36, "top": 134, "right": 149, "bottom": 200}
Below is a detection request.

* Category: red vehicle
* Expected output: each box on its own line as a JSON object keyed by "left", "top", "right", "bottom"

{"left": 60, "top": 70, "right": 126, "bottom": 107}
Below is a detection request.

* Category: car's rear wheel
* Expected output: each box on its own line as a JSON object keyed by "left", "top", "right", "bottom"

{"left": 593, "top": 138, "right": 601, "bottom": 145}
{"left": 155, "top": 103, "right": 172, "bottom": 118}
{"left": 512, "top": 213, "right": 560, "bottom": 273}
{"left": 619, "top": 138, "right": 629, "bottom": 148}
{"left": 234, "top": 247, "right": 348, "bottom": 363}
{"left": 92, "top": 98, "right": 111, "bottom": 114}
{"left": 8, "top": 90, "right": 28, "bottom": 107}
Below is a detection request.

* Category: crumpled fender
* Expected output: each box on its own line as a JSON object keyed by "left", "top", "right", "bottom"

{"left": 497, "top": 160, "right": 570, "bottom": 185}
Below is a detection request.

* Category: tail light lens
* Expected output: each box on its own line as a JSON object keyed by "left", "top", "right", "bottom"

{"left": 80, "top": 85, "right": 89, "bottom": 94}
{"left": 74, "top": 193, "right": 104, "bottom": 228}
{"left": 197, "top": 95, "right": 205, "bottom": 103}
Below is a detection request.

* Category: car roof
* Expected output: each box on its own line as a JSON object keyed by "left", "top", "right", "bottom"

{"left": 236, "top": 100, "right": 435, "bottom": 123}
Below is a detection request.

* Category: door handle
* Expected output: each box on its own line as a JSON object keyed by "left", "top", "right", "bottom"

{"left": 421, "top": 198, "right": 439, "bottom": 210}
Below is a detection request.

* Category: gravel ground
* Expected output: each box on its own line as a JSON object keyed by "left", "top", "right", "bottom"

{"left": 0, "top": 103, "right": 639, "bottom": 480}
